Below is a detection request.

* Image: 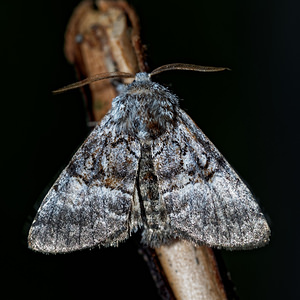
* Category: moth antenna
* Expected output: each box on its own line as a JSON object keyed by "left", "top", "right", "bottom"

{"left": 150, "top": 63, "right": 230, "bottom": 77}
{"left": 53, "top": 72, "right": 135, "bottom": 94}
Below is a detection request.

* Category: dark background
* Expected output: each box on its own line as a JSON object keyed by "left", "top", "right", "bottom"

{"left": 2, "top": 0, "right": 299, "bottom": 299}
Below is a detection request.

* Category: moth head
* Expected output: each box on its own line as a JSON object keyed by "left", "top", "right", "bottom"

{"left": 134, "top": 72, "right": 150, "bottom": 82}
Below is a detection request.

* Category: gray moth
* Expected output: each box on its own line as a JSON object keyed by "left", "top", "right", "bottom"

{"left": 28, "top": 64, "right": 270, "bottom": 253}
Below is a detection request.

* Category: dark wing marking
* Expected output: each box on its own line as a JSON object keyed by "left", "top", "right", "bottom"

{"left": 28, "top": 115, "right": 141, "bottom": 253}
{"left": 152, "top": 108, "right": 270, "bottom": 249}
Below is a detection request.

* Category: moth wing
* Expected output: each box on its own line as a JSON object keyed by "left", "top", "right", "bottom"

{"left": 28, "top": 115, "right": 141, "bottom": 253}
{"left": 152, "top": 109, "right": 270, "bottom": 249}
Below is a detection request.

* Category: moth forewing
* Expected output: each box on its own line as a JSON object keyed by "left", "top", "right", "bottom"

{"left": 28, "top": 116, "right": 141, "bottom": 253}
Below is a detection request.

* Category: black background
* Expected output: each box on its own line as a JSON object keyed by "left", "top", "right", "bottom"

{"left": 2, "top": 0, "right": 299, "bottom": 299}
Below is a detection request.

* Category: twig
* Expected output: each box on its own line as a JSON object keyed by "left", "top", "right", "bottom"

{"left": 63, "top": 1, "right": 229, "bottom": 299}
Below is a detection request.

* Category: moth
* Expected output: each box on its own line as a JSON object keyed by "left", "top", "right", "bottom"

{"left": 28, "top": 63, "right": 270, "bottom": 253}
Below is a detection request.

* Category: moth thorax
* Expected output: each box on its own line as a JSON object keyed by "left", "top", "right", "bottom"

{"left": 114, "top": 79, "right": 179, "bottom": 142}
{"left": 133, "top": 99, "right": 176, "bottom": 141}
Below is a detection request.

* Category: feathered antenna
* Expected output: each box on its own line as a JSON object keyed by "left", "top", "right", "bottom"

{"left": 150, "top": 63, "right": 230, "bottom": 77}
{"left": 52, "top": 72, "right": 135, "bottom": 94}
{"left": 53, "top": 64, "right": 229, "bottom": 93}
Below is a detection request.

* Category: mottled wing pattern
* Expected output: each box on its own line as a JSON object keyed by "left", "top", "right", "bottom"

{"left": 28, "top": 114, "right": 141, "bottom": 253}
{"left": 152, "top": 108, "right": 270, "bottom": 249}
